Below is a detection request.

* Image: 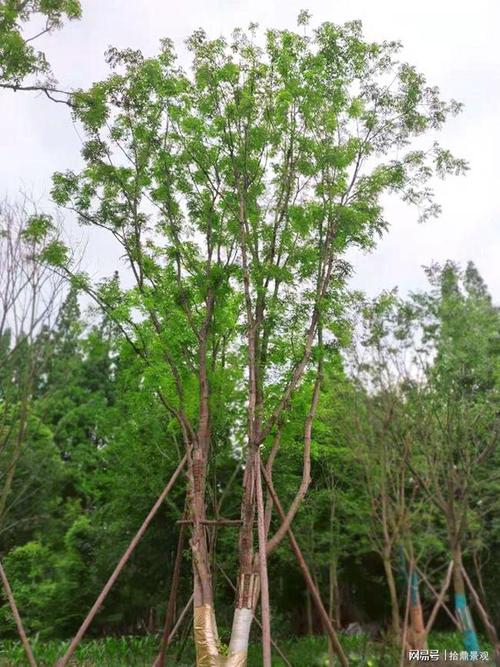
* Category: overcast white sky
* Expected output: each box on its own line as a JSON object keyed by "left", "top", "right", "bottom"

{"left": 1, "top": 0, "right": 499, "bottom": 299}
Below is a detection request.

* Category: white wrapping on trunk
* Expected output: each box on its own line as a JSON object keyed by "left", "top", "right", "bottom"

{"left": 228, "top": 607, "right": 254, "bottom": 655}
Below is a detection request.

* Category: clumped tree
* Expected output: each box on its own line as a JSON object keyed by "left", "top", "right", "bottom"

{"left": 342, "top": 264, "right": 499, "bottom": 660}
{"left": 34, "top": 15, "right": 465, "bottom": 666}
{"left": 406, "top": 262, "right": 500, "bottom": 661}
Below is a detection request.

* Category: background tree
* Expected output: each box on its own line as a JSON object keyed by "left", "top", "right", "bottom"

{"left": 0, "top": 199, "right": 64, "bottom": 537}
{"left": 406, "top": 262, "right": 500, "bottom": 660}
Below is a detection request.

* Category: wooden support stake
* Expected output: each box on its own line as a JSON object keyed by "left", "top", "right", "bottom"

{"left": 400, "top": 563, "right": 413, "bottom": 667}
{"left": 153, "top": 521, "right": 186, "bottom": 667}
{"left": 56, "top": 455, "right": 187, "bottom": 667}
{"left": 168, "top": 593, "right": 194, "bottom": 644}
{"left": 0, "top": 560, "right": 37, "bottom": 667}
{"left": 153, "top": 593, "right": 195, "bottom": 667}
{"left": 260, "top": 461, "right": 349, "bottom": 667}
{"left": 461, "top": 565, "right": 500, "bottom": 666}
{"left": 423, "top": 561, "right": 454, "bottom": 638}
{"left": 176, "top": 518, "right": 242, "bottom": 526}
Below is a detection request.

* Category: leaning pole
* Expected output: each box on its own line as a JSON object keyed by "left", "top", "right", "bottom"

{"left": 56, "top": 455, "right": 186, "bottom": 667}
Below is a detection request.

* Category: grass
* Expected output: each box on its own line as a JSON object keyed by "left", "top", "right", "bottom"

{"left": 0, "top": 633, "right": 494, "bottom": 666}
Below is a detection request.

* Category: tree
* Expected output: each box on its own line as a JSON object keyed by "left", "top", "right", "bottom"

{"left": 407, "top": 262, "right": 500, "bottom": 660}
{"left": 0, "top": 199, "right": 64, "bottom": 534}
{"left": 344, "top": 293, "right": 445, "bottom": 648}
{"left": 38, "top": 16, "right": 464, "bottom": 666}
{"left": 345, "top": 263, "right": 499, "bottom": 659}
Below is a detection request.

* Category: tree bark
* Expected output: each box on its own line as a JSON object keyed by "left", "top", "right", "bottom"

{"left": 382, "top": 550, "right": 400, "bottom": 643}
{"left": 329, "top": 559, "right": 341, "bottom": 630}
{"left": 409, "top": 569, "right": 426, "bottom": 650}
{"left": 306, "top": 589, "right": 313, "bottom": 635}
{"left": 452, "top": 544, "right": 480, "bottom": 654}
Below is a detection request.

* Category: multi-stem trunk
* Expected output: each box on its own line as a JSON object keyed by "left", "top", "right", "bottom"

{"left": 191, "top": 450, "right": 261, "bottom": 667}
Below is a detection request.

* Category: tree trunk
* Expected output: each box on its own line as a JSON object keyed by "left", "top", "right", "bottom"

{"left": 192, "top": 450, "right": 260, "bottom": 666}
{"left": 329, "top": 557, "right": 341, "bottom": 630}
{"left": 461, "top": 565, "right": 500, "bottom": 667}
{"left": 382, "top": 551, "right": 400, "bottom": 643}
{"left": 0, "top": 386, "right": 30, "bottom": 523}
{"left": 306, "top": 588, "right": 313, "bottom": 635}
{"left": 409, "top": 570, "right": 426, "bottom": 650}
{"left": 189, "top": 435, "right": 219, "bottom": 664}
{"left": 452, "top": 545, "right": 480, "bottom": 654}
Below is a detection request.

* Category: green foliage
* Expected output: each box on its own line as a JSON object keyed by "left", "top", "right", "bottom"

{"left": 47, "top": 19, "right": 464, "bottom": 431}
{"left": 21, "top": 213, "right": 56, "bottom": 242}
{"left": 0, "top": 541, "right": 59, "bottom": 636}
{"left": 3, "top": 13, "right": 496, "bottom": 657}
{"left": 1, "top": 255, "right": 498, "bottom": 645}
{"left": 0, "top": 0, "right": 81, "bottom": 86}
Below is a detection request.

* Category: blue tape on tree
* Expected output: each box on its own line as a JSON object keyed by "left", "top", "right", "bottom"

{"left": 455, "top": 593, "right": 480, "bottom": 652}
{"left": 410, "top": 571, "right": 419, "bottom": 606}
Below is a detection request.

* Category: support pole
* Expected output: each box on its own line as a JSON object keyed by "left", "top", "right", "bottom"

{"left": 152, "top": 593, "right": 194, "bottom": 667}
{"left": 255, "top": 449, "right": 272, "bottom": 667}
{"left": 57, "top": 455, "right": 186, "bottom": 667}
{"left": 153, "top": 522, "right": 186, "bottom": 667}
{"left": 0, "top": 560, "right": 37, "bottom": 667}
{"left": 167, "top": 593, "right": 194, "bottom": 647}
{"left": 424, "top": 561, "right": 454, "bottom": 639}
{"left": 461, "top": 566, "right": 500, "bottom": 666}
{"left": 414, "top": 561, "right": 459, "bottom": 629}
{"left": 400, "top": 563, "right": 413, "bottom": 667}
{"left": 260, "top": 461, "right": 349, "bottom": 667}
{"left": 399, "top": 548, "right": 426, "bottom": 649}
